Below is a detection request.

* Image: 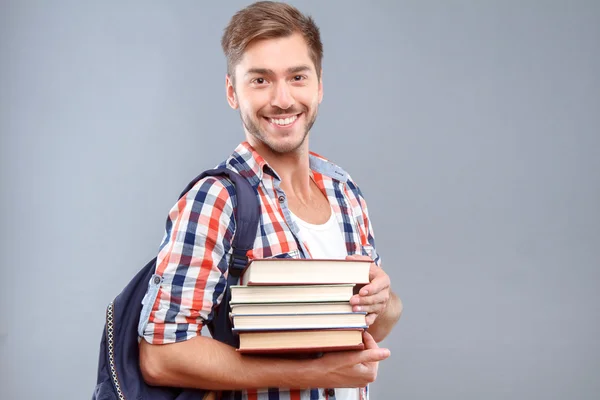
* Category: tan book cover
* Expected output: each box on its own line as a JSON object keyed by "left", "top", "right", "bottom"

{"left": 230, "top": 302, "right": 353, "bottom": 315}
{"left": 230, "top": 284, "right": 356, "bottom": 304}
{"left": 240, "top": 258, "right": 371, "bottom": 286}
{"left": 232, "top": 311, "right": 367, "bottom": 331}
{"left": 237, "top": 329, "right": 365, "bottom": 354}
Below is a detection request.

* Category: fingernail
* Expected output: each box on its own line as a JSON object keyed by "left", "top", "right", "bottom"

{"left": 355, "top": 306, "right": 362, "bottom": 312}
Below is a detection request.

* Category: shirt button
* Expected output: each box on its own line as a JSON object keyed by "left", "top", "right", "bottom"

{"left": 153, "top": 276, "right": 161, "bottom": 285}
{"left": 278, "top": 195, "right": 285, "bottom": 203}
{"left": 324, "top": 388, "right": 335, "bottom": 397}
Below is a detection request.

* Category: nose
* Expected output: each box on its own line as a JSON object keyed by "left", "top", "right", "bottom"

{"left": 271, "top": 81, "right": 295, "bottom": 110}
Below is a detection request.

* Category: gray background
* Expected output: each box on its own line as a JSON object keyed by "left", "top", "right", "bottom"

{"left": 1, "top": 0, "right": 599, "bottom": 399}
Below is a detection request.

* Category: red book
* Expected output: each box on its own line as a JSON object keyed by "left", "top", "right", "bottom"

{"left": 237, "top": 329, "right": 365, "bottom": 354}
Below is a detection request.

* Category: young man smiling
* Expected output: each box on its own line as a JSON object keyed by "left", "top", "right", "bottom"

{"left": 138, "top": 2, "right": 402, "bottom": 399}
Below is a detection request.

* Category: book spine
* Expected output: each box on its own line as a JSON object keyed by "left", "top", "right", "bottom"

{"left": 231, "top": 312, "right": 367, "bottom": 317}
{"left": 237, "top": 343, "right": 365, "bottom": 354}
{"left": 233, "top": 324, "right": 368, "bottom": 332}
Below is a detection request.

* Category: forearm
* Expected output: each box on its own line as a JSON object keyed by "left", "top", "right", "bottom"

{"left": 367, "top": 292, "right": 402, "bottom": 342}
{"left": 139, "top": 335, "right": 317, "bottom": 390}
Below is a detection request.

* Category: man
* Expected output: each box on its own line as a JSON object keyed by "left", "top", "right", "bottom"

{"left": 138, "top": 2, "right": 402, "bottom": 399}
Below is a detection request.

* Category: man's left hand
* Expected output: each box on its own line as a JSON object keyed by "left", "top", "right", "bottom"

{"left": 347, "top": 254, "right": 391, "bottom": 326}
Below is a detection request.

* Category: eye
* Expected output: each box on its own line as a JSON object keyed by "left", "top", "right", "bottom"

{"left": 292, "top": 75, "right": 306, "bottom": 81}
{"left": 251, "top": 77, "right": 267, "bottom": 85}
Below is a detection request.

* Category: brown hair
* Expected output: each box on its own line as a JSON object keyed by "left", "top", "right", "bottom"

{"left": 221, "top": 1, "right": 323, "bottom": 83}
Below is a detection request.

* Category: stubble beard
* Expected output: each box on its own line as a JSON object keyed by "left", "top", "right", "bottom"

{"left": 240, "top": 106, "right": 318, "bottom": 155}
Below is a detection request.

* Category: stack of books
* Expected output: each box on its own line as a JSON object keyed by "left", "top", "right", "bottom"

{"left": 230, "top": 258, "right": 371, "bottom": 354}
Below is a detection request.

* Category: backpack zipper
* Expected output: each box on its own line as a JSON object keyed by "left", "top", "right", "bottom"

{"left": 106, "top": 301, "right": 126, "bottom": 399}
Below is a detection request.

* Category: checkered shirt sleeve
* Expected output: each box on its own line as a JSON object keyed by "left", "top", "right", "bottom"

{"left": 142, "top": 176, "right": 236, "bottom": 345}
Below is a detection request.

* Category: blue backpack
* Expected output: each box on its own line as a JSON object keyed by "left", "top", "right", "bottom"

{"left": 92, "top": 168, "right": 260, "bottom": 400}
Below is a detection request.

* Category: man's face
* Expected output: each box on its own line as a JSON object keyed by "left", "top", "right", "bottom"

{"left": 226, "top": 33, "right": 323, "bottom": 155}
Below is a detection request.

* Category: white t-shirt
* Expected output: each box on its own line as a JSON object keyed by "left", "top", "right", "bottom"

{"left": 290, "top": 208, "right": 348, "bottom": 260}
{"left": 290, "top": 208, "right": 363, "bottom": 400}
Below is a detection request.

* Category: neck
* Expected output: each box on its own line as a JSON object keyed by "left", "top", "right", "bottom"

{"left": 246, "top": 136, "right": 312, "bottom": 198}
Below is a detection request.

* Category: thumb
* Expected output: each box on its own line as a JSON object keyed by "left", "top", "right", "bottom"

{"left": 358, "top": 347, "right": 391, "bottom": 364}
{"left": 359, "top": 331, "right": 390, "bottom": 363}
{"left": 362, "top": 331, "right": 378, "bottom": 350}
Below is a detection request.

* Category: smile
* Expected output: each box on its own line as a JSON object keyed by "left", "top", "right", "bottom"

{"left": 266, "top": 114, "right": 301, "bottom": 127}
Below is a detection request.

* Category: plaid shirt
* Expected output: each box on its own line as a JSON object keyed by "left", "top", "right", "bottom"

{"left": 141, "top": 142, "right": 381, "bottom": 400}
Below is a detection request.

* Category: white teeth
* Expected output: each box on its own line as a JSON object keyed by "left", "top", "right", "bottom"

{"left": 270, "top": 115, "right": 298, "bottom": 126}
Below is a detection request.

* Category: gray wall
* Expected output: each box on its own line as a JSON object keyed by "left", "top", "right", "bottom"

{"left": 1, "top": 1, "right": 599, "bottom": 399}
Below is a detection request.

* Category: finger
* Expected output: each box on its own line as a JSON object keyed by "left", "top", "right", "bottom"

{"left": 346, "top": 254, "right": 372, "bottom": 262}
{"left": 356, "top": 302, "right": 386, "bottom": 316}
{"left": 358, "top": 348, "right": 390, "bottom": 364}
{"left": 354, "top": 291, "right": 389, "bottom": 307}
{"left": 362, "top": 331, "right": 378, "bottom": 349}
{"left": 354, "top": 301, "right": 385, "bottom": 314}
{"left": 366, "top": 313, "right": 377, "bottom": 326}
{"left": 365, "top": 347, "right": 390, "bottom": 362}
{"left": 368, "top": 262, "right": 381, "bottom": 281}
{"left": 360, "top": 271, "right": 390, "bottom": 296}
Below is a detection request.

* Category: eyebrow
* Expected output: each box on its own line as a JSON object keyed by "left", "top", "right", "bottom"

{"left": 245, "top": 65, "right": 313, "bottom": 77}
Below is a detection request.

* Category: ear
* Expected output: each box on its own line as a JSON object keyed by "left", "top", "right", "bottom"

{"left": 318, "top": 68, "right": 324, "bottom": 104}
{"left": 226, "top": 74, "right": 238, "bottom": 109}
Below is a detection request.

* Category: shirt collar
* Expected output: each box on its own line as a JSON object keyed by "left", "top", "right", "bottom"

{"left": 228, "top": 142, "right": 349, "bottom": 186}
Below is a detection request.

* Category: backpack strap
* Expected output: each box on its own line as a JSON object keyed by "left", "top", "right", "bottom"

{"left": 178, "top": 167, "right": 260, "bottom": 347}
{"left": 179, "top": 167, "right": 259, "bottom": 277}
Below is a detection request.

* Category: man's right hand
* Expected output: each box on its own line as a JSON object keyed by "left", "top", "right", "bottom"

{"left": 310, "top": 331, "right": 391, "bottom": 388}
{"left": 140, "top": 330, "right": 390, "bottom": 391}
